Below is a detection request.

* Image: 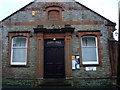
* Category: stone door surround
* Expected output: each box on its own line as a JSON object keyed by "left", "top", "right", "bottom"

{"left": 34, "top": 27, "right": 74, "bottom": 79}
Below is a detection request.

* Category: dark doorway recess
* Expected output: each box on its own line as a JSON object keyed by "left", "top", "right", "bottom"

{"left": 44, "top": 39, "right": 65, "bottom": 78}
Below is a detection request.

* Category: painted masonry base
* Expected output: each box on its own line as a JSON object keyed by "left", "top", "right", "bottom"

{"left": 2, "top": 78, "right": 116, "bottom": 88}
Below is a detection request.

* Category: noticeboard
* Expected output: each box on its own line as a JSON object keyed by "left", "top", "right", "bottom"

{"left": 72, "top": 56, "right": 75, "bottom": 69}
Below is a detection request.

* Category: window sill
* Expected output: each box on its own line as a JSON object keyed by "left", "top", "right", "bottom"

{"left": 10, "top": 62, "right": 27, "bottom": 65}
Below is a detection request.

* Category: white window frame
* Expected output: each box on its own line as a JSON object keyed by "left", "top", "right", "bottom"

{"left": 81, "top": 36, "right": 99, "bottom": 65}
{"left": 10, "top": 36, "right": 28, "bottom": 65}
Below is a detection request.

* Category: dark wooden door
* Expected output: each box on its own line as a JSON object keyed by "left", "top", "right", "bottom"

{"left": 44, "top": 40, "right": 65, "bottom": 78}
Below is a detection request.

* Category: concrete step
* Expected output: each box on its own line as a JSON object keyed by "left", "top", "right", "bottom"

{"left": 37, "top": 78, "right": 72, "bottom": 88}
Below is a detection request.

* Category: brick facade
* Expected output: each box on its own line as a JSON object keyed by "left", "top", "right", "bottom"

{"left": 1, "top": 1, "right": 116, "bottom": 88}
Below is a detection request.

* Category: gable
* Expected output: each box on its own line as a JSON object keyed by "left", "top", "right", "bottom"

{"left": 1, "top": 1, "right": 116, "bottom": 27}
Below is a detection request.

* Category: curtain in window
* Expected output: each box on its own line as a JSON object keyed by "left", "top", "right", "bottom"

{"left": 82, "top": 36, "right": 98, "bottom": 64}
{"left": 11, "top": 37, "right": 27, "bottom": 64}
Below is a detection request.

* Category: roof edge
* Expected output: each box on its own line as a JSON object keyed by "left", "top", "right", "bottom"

{"left": 75, "top": 1, "right": 116, "bottom": 26}
{"left": 1, "top": 1, "right": 34, "bottom": 22}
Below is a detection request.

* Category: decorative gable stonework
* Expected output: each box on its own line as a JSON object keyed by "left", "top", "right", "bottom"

{"left": 1, "top": 0, "right": 117, "bottom": 88}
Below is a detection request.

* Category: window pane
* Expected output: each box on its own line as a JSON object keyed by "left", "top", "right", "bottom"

{"left": 13, "top": 37, "right": 26, "bottom": 47}
{"left": 12, "top": 48, "right": 27, "bottom": 62}
{"left": 82, "top": 47, "right": 97, "bottom": 62}
{"left": 82, "top": 37, "right": 86, "bottom": 46}
{"left": 82, "top": 37, "right": 96, "bottom": 47}
{"left": 87, "top": 37, "right": 96, "bottom": 46}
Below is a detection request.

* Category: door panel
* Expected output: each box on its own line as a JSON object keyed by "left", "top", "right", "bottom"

{"left": 44, "top": 40, "right": 65, "bottom": 78}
